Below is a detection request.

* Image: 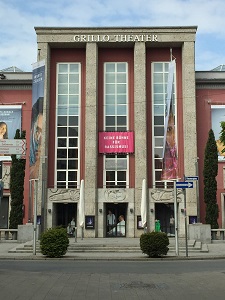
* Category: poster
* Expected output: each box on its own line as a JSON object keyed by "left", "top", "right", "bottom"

{"left": 29, "top": 60, "right": 45, "bottom": 179}
{"left": 211, "top": 105, "right": 225, "bottom": 161}
{"left": 0, "top": 105, "right": 21, "bottom": 139}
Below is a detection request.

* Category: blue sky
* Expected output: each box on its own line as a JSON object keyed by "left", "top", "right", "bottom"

{"left": 0, "top": 0, "right": 225, "bottom": 72}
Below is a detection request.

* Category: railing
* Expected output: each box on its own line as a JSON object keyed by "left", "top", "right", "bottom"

{"left": 211, "top": 229, "right": 225, "bottom": 241}
{"left": 0, "top": 229, "right": 18, "bottom": 240}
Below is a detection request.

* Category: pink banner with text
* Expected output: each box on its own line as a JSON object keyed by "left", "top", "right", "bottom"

{"left": 99, "top": 132, "right": 134, "bottom": 153}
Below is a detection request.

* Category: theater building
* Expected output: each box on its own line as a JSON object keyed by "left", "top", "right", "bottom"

{"left": 28, "top": 26, "right": 198, "bottom": 237}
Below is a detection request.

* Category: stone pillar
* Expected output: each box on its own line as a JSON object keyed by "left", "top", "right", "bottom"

{"left": 34, "top": 42, "right": 50, "bottom": 231}
{"left": 134, "top": 42, "right": 147, "bottom": 236}
{"left": 84, "top": 43, "right": 98, "bottom": 237}
{"left": 182, "top": 41, "right": 198, "bottom": 218}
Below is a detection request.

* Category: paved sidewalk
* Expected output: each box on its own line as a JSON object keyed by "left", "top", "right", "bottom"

{"left": 1, "top": 238, "right": 225, "bottom": 260}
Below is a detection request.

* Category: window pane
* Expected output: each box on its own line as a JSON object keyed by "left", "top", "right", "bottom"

{"left": 106, "top": 171, "right": 115, "bottom": 181}
{"left": 59, "top": 64, "right": 68, "bottom": 73}
{"left": 105, "top": 95, "right": 115, "bottom": 105}
{"left": 68, "top": 107, "right": 79, "bottom": 115}
{"left": 58, "top": 116, "right": 67, "bottom": 126}
{"left": 117, "top": 73, "right": 126, "bottom": 83}
{"left": 106, "top": 84, "right": 115, "bottom": 94}
{"left": 117, "top": 84, "right": 126, "bottom": 93}
{"left": 153, "top": 73, "right": 163, "bottom": 82}
{"left": 57, "top": 127, "right": 67, "bottom": 137}
{"left": 106, "top": 105, "right": 115, "bottom": 115}
{"left": 117, "top": 171, "right": 126, "bottom": 181}
{"left": 58, "top": 107, "right": 68, "bottom": 115}
{"left": 69, "top": 84, "right": 79, "bottom": 94}
{"left": 106, "top": 116, "right": 115, "bottom": 126}
{"left": 117, "top": 94, "right": 126, "bottom": 104}
{"left": 117, "top": 105, "right": 126, "bottom": 115}
{"left": 57, "top": 149, "right": 67, "bottom": 158}
{"left": 106, "top": 64, "right": 115, "bottom": 72}
{"left": 154, "top": 126, "right": 164, "bottom": 136}
{"left": 58, "top": 84, "right": 68, "bottom": 94}
{"left": 58, "top": 138, "right": 67, "bottom": 147}
{"left": 69, "top": 138, "right": 78, "bottom": 147}
{"left": 154, "top": 105, "right": 164, "bottom": 115}
{"left": 57, "top": 171, "right": 66, "bottom": 181}
{"left": 154, "top": 94, "right": 164, "bottom": 104}
{"left": 153, "top": 63, "right": 163, "bottom": 72}
{"left": 117, "top": 116, "right": 126, "bottom": 126}
{"left": 69, "top": 74, "right": 79, "bottom": 83}
{"left": 154, "top": 116, "right": 164, "bottom": 125}
{"left": 70, "top": 64, "right": 79, "bottom": 73}
{"left": 57, "top": 160, "right": 67, "bottom": 169}
{"left": 68, "top": 127, "right": 78, "bottom": 137}
{"left": 68, "top": 171, "right": 76, "bottom": 181}
{"left": 68, "top": 149, "right": 76, "bottom": 158}
{"left": 68, "top": 160, "right": 78, "bottom": 169}
{"left": 58, "top": 74, "right": 68, "bottom": 83}
{"left": 69, "top": 95, "right": 79, "bottom": 105}
{"left": 106, "top": 73, "right": 115, "bottom": 83}
{"left": 69, "top": 116, "right": 78, "bottom": 126}
{"left": 153, "top": 84, "right": 164, "bottom": 93}
{"left": 117, "top": 63, "right": 126, "bottom": 72}
{"left": 58, "top": 95, "right": 68, "bottom": 105}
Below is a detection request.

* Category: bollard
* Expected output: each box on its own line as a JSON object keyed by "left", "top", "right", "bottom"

{"left": 74, "top": 227, "right": 77, "bottom": 243}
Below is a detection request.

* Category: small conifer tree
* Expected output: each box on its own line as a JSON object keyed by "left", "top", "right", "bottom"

{"left": 9, "top": 129, "right": 26, "bottom": 229}
{"left": 203, "top": 129, "right": 219, "bottom": 229}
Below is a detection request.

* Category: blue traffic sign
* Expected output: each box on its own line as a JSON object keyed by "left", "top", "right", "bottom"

{"left": 176, "top": 181, "right": 193, "bottom": 189}
{"left": 185, "top": 176, "right": 199, "bottom": 181}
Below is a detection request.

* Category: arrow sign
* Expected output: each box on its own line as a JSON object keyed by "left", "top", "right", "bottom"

{"left": 185, "top": 176, "right": 199, "bottom": 181}
{"left": 176, "top": 181, "right": 193, "bottom": 189}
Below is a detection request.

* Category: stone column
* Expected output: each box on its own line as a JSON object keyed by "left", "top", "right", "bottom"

{"left": 134, "top": 42, "right": 148, "bottom": 236}
{"left": 35, "top": 42, "right": 50, "bottom": 231}
{"left": 84, "top": 43, "right": 98, "bottom": 237}
{"left": 182, "top": 41, "right": 197, "bottom": 218}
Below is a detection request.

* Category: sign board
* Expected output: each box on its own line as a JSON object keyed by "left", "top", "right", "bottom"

{"left": 0, "top": 139, "right": 26, "bottom": 155}
{"left": 176, "top": 181, "right": 193, "bottom": 189}
{"left": 185, "top": 176, "right": 199, "bottom": 181}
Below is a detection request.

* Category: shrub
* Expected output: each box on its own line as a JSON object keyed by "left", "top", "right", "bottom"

{"left": 140, "top": 232, "right": 169, "bottom": 258}
{"left": 40, "top": 227, "right": 69, "bottom": 258}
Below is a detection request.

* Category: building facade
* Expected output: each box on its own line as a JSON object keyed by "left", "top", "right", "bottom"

{"left": 0, "top": 68, "right": 32, "bottom": 228}
{"left": 31, "top": 26, "right": 198, "bottom": 237}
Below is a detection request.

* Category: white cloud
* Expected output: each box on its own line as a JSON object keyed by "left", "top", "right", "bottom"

{"left": 0, "top": 0, "right": 225, "bottom": 71}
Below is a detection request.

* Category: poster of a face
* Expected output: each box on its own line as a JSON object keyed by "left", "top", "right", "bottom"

{"left": 29, "top": 60, "right": 45, "bottom": 179}
{"left": 211, "top": 105, "right": 225, "bottom": 161}
{"left": 0, "top": 106, "right": 21, "bottom": 139}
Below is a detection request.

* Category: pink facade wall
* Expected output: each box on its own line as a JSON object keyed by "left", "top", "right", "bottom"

{"left": 196, "top": 89, "right": 225, "bottom": 227}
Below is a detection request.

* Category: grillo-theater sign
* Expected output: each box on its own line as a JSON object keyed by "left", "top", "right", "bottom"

{"left": 73, "top": 34, "right": 158, "bottom": 43}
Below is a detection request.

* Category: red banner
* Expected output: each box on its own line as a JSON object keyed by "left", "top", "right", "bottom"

{"left": 99, "top": 132, "right": 134, "bottom": 153}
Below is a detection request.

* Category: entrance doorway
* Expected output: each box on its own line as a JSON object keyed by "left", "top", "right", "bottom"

{"left": 54, "top": 203, "right": 77, "bottom": 228}
{"left": 105, "top": 203, "right": 127, "bottom": 237}
{"left": 155, "top": 203, "right": 174, "bottom": 235}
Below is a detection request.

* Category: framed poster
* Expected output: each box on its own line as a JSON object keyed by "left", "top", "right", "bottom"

{"left": 137, "top": 215, "right": 143, "bottom": 229}
{"left": 85, "top": 216, "right": 95, "bottom": 229}
{"left": 189, "top": 216, "right": 197, "bottom": 224}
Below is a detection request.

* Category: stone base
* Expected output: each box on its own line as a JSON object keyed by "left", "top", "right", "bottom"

{"left": 188, "top": 223, "right": 211, "bottom": 244}
{"left": 18, "top": 224, "right": 41, "bottom": 243}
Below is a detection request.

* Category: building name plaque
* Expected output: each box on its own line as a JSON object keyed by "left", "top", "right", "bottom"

{"left": 73, "top": 34, "right": 158, "bottom": 43}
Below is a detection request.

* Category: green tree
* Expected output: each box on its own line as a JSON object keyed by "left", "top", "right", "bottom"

{"left": 203, "top": 129, "right": 219, "bottom": 229}
{"left": 9, "top": 129, "right": 26, "bottom": 229}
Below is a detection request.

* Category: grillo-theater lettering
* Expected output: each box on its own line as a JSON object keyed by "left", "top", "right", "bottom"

{"left": 73, "top": 34, "right": 158, "bottom": 43}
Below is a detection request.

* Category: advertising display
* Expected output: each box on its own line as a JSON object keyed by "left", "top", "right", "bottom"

{"left": 29, "top": 60, "right": 45, "bottom": 179}
{"left": 99, "top": 131, "right": 134, "bottom": 154}
{"left": 211, "top": 105, "right": 225, "bottom": 161}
